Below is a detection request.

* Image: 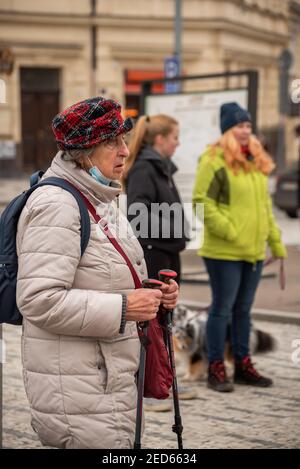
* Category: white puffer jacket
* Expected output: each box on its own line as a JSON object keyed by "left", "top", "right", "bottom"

{"left": 16, "top": 153, "right": 147, "bottom": 448}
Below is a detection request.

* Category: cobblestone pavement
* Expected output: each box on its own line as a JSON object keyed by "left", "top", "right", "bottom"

{"left": 2, "top": 320, "right": 300, "bottom": 449}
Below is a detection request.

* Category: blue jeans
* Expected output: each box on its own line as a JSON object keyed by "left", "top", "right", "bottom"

{"left": 203, "top": 258, "right": 263, "bottom": 363}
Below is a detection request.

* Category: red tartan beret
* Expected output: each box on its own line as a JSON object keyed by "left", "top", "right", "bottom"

{"left": 52, "top": 96, "right": 133, "bottom": 150}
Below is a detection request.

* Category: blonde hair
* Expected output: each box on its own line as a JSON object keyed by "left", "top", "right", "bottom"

{"left": 210, "top": 129, "right": 275, "bottom": 175}
{"left": 123, "top": 114, "right": 178, "bottom": 181}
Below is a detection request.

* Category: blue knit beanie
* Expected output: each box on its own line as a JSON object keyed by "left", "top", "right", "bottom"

{"left": 220, "top": 102, "right": 251, "bottom": 134}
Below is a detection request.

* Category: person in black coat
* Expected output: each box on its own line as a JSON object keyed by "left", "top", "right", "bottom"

{"left": 123, "top": 114, "right": 188, "bottom": 285}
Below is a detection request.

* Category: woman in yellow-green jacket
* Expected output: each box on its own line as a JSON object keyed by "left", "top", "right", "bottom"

{"left": 193, "top": 102, "right": 287, "bottom": 393}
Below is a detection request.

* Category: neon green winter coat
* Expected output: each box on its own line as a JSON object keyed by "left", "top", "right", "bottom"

{"left": 192, "top": 146, "right": 287, "bottom": 263}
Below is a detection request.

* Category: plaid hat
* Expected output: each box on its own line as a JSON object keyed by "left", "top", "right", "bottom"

{"left": 52, "top": 97, "right": 133, "bottom": 150}
{"left": 220, "top": 102, "right": 251, "bottom": 134}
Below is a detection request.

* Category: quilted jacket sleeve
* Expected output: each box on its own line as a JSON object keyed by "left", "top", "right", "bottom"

{"left": 266, "top": 192, "right": 287, "bottom": 258}
{"left": 16, "top": 187, "right": 122, "bottom": 338}
{"left": 192, "top": 155, "right": 237, "bottom": 241}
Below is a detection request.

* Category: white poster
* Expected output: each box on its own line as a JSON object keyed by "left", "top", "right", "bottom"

{"left": 146, "top": 88, "right": 248, "bottom": 203}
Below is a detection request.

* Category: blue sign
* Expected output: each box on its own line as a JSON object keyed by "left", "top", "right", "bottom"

{"left": 164, "top": 56, "right": 181, "bottom": 93}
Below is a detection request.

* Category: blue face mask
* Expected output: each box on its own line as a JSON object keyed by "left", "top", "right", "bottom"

{"left": 87, "top": 158, "right": 112, "bottom": 186}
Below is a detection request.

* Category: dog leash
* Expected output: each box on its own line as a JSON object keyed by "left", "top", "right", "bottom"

{"left": 263, "top": 257, "right": 286, "bottom": 290}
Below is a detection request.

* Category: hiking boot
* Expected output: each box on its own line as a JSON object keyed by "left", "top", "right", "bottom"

{"left": 143, "top": 398, "right": 172, "bottom": 412}
{"left": 178, "top": 386, "right": 198, "bottom": 400}
{"left": 207, "top": 361, "right": 234, "bottom": 392}
{"left": 234, "top": 356, "right": 273, "bottom": 387}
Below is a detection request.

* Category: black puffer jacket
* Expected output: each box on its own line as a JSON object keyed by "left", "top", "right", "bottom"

{"left": 126, "top": 146, "right": 187, "bottom": 254}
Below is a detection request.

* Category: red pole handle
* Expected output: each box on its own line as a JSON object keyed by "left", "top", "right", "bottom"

{"left": 158, "top": 269, "right": 177, "bottom": 285}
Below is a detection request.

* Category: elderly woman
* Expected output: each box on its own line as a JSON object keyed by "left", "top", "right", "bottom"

{"left": 16, "top": 97, "right": 178, "bottom": 449}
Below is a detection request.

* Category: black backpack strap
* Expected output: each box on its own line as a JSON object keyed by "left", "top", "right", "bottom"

{"left": 34, "top": 177, "right": 91, "bottom": 257}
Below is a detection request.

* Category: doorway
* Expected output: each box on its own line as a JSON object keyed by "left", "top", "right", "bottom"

{"left": 20, "top": 67, "right": 60, "bottom": 172}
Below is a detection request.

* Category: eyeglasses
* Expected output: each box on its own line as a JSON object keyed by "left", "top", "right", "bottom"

{"left": 103, "top": 134, "right": 130, "bottom": 150}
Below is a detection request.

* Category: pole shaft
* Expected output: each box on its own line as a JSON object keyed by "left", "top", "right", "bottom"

{"left": 174, "top": 0, "right": 181, "bottom": 76}
{"left": 158, "top": 270, "right": 183, "bottom": 449}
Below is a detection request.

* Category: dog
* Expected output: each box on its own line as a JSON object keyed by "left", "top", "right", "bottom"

{"left": 173, "top": 304, "right": 276, "bottom": 381}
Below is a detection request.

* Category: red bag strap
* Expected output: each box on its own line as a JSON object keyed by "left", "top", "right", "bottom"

{"left": 66, "top": 181, "right": 142, "bottom": 289}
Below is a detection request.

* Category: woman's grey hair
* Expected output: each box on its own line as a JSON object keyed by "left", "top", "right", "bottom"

{"left": 62, "top": 147, "right": 95, "bottom": 167}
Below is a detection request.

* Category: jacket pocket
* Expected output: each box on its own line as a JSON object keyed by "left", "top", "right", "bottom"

{"left": 225, "top": 221, "right": 238, "bottom": 241}
{"left": 97, "top": 325, "right": 138, "bottom": 394}
{"left": 96, "top": 341, "right": 108, "bottom": 391}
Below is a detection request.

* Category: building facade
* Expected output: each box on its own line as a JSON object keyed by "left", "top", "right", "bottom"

{"left": 0, "top": 0, "right": 299, "bottom": 175}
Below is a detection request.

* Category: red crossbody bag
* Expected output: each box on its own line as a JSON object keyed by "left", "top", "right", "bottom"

{"left": 74, "top": 186, "right": 173, "bottom": 399}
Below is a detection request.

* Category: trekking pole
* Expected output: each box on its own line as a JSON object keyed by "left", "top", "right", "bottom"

{"left": 158, "top": 269, "right": 184, "bottom": 450}
{"left": 134, "top": 279, "right": 164, "bottom": 449}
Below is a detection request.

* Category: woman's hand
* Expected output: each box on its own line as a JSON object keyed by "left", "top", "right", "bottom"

{"left": 160, "top": 280, "right": 179, "bottom": 310}
{"left": 126, "top": 288, "right": 162, "bottom": 322}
